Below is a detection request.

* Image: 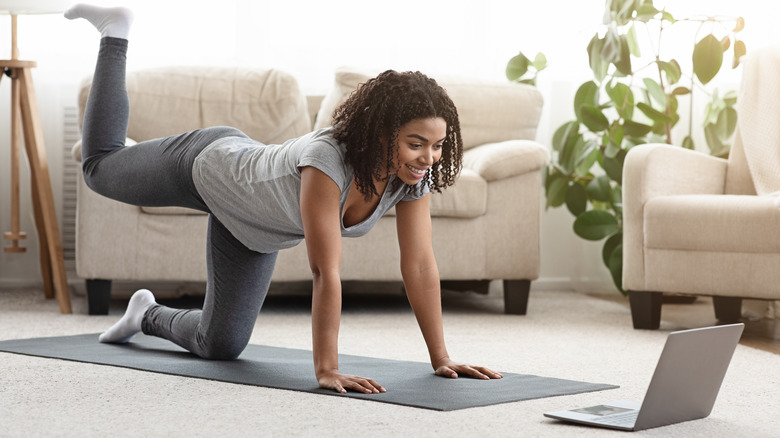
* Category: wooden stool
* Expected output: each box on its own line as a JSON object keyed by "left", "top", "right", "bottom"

{"left": 1, "top": 59, "right": 72, "bottom": 314}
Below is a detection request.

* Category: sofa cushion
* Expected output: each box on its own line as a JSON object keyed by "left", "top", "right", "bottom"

{"left": 645, "top": 194, "right": 780, "bottom": 253}
{"left": 79, "top": 67, "right": 312, "bottom": 145}
{"left": 314, "top": 67, "right": 544, "bottom": 149}
{"left": 464, "top": 140, "right": 550, "bottom": 182}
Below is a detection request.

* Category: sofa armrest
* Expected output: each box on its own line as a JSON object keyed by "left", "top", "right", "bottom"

{"left": 623, "top": 143, "right": 728, "bottom": 201}
{"left": 462, "top": 140, "right": 549, "bottom": 182}
{"left": 622, "top": 143, "right": 728, "bottom": 290}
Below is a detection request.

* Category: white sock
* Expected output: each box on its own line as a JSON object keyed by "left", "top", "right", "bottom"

{"left": 98, "top": 289, "right": 156, "bottom": 344}
{"left": 64, "top": 4, "right": 134, "bottom": 39}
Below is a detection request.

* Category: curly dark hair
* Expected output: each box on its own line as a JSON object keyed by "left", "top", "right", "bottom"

{"left": 331, "top": 70, "right": 463, "bottom": 200}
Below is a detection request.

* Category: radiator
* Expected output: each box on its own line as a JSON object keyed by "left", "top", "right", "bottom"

{"left": 61, "top": 106, "right": 80, "bottom": 271}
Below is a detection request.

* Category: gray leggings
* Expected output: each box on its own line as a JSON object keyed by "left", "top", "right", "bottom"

{"left": 83, "top": 37, "right": 278, "bottom": 360}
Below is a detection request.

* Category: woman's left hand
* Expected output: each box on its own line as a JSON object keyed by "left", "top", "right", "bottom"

{"left": 433, "top": 357, "right": 503, "bottom": 380}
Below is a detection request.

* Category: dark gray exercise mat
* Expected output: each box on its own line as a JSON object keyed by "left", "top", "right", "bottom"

{"left": 0, "top": 334, "right": 617, "bottom": 411}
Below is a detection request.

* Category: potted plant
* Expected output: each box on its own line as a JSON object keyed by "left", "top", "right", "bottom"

{"left": 507, "top": 0, "right": 746, "bottom": 294}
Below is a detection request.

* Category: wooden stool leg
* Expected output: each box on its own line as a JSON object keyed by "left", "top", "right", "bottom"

{"left": 18, "top": 67, "right": 71, "bottom": 314}
{"left": 30, "top": 175, "right": 55, "bottom": 299}
{"left": 3, "top": 67, "right": 28, "bottom": 254}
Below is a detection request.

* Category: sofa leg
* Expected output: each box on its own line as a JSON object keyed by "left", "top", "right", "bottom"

{"left": 86, "top": 279, "right": 112, "bottom": 315}
{"left": 713, "top": 296, "right": 742, "bottom": 323}
{"left": 628, "top": 291, "right": 662, "bottom": 330}
{"left": 503, "top": 280, "right": 530, "bottom": 315}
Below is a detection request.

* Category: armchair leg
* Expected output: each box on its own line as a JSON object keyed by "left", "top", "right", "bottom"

{"left": 86, "top": 279, "right": 112, "bottom": 315}
{"left": 628, "top": 291, "right": 662, "bottom": 330}
{"left": 503, "top": 279, "right": 530, "bottom": 315}
{"left": 713, "top": 296, "right": 742, "bottom": 322}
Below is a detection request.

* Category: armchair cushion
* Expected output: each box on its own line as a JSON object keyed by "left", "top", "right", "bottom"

{"left": 645, "top": 194, "right": 780, "bottom": 253}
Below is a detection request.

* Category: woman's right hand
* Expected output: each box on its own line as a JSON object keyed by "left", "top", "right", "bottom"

{"left": 317, "top": 369, "right": 386, "bottom": 394}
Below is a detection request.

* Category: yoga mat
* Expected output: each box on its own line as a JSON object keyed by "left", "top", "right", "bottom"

{"left": 0, "top": 334, "right": 617, "bottom": 411}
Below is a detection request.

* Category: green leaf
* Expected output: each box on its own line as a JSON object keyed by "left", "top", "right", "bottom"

{"left": 733, "top": 40, "right": 746, "bottom": 68}
{"left": 704, "top": 124, "right": 725, "bottom": 157}
{"left": 626, "top": 23, "right": 641, "bottom": 57}
{"left": 609, "top": 123, "right": 624, "bottom": 150}
{"left": 575, "top": 144, "right": 600, "bottom": 178}
{"left": 565, "top": 182, "right": 588, "bottom": 216}
{"left": 588, "top": 33, "right": 609, "bottom": 82}
{"left": 672, "top": 86, "right": 691, "bottom": 96}
{"left": 581, "top": 105, "right": 610, "bottom": 132}
{"left": 693, "top": 34, "right": 724, "bottom": 85}
{"left": 658, "top": 60, "right": 681, "bottom": 85}
{"left": 560, "top": 135, "right": 585, "bottom": 174}
{"left": 721, "top": 107, "right": 738, "bottom": 138}
{"left": 637, "top": 102, "right": 674, "bottom": 123}
{"left": 721, "top": 36, "right": 731, "bottom": 52}
{"left": 610, "top": 184, "right": 623, "bottom": 214}
{"left": 506, "top": 52, "right": 530, "bottom": 81}
{"left": 552, "top": 121, "right": 579, "bottom": 152}
{"left": 723, "top": 90, "right": 738, "bottom": 106}
{"left": 635, "top": 3, "right": 658, "bottom": 21}
{"left": 586, "top": 174, "right": 611, "bottom": 202}
{"left": 682, "top": 135, "right": 695, "bottom": 150}
{"left": 601, "top": 26, "right": 621, "bottom": 64}
{"left": 533, "top": 52, "right": 548, "bottom": 70}
{"left": 614, "top": 35, "right": 633, "bottom": 75}
{"left": 601, "top": 232, "right": 623, "bottom": 267}
{"left": 574, "top": 81, "right": 600, "bottom": 121}
{"left": 545, "top": 172, "right": 568, "bottom": 208}
{"left": 573, "top": 210, "right": 619, "bottom": 241}
{"left": 734, "top": 17, "right": 745, "bottom": 33}
{"left": 623, "top": 120, "right": 652, "bottom": 137}
{"left": 643, "top": 77, "right": 666, "bottom": 107}
{"left": 606, "top": 82, "right": 634, "bottom": 120}
{"left": 602, "top": 149, "right": 626, "bottom": 185}
{"left": 614, "top": 0, "right": 638, "bottom": 23}
{"left": 607, "top": 243, "right": 625, "bottom": 294}
{"left": 605, "top": 140, "right": 621, "bottom": 159}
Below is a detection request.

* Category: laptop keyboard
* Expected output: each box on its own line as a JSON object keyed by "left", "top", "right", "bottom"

{"left": 595, "top": 411, "right": 638, "bottom": 427}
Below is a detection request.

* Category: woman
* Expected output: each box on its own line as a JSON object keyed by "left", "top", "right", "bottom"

{"left": 65, "top": 4, "right": 502, "bottom": 394}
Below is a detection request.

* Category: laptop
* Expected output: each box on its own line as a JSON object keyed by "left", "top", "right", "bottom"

{"left": 544, "top": 323, "right": 744, "bottom": 431}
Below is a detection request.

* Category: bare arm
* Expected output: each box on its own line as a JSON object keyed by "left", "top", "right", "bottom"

{"left": 300, "top": 166, "right": 384, "bottom": 394}
{"left": 395, "top": 195, "right": 502, "bottom": 380}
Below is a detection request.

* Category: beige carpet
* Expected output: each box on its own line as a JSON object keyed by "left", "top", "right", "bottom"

{"left": 1, "top": 284, "right": 778, "bottom": 437}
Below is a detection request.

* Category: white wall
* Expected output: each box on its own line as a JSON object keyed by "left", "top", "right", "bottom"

{"left": 0, "top": 0, "right": 776, "bottom": 292}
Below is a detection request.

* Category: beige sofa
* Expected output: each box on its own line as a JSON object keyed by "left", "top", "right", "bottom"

{"left": 72, "top": 66, "right": 548, "bottom": 315}
{"left": 622, "top": 47, "right": 780, "bottom": 329}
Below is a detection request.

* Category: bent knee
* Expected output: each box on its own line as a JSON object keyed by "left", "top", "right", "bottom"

{"left": 199, "top": 339, "right": 247, "bottom": 361}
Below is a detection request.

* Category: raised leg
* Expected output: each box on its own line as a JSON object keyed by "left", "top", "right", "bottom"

{"left": 713, "top": 296, "right": 742, "bottom": 322}
{"left": 628, "top": 290, "right": 662, "bottom": 330}
{"left": 86, "top": 279, "right": 112, "bottom": 315}
{"left": 503, "top": 279, "right": 530, "bottom": 315}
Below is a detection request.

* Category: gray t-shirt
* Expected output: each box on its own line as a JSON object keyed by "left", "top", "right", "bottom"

{"left": 191, "top": 127, "right": 429, "bottom": 253}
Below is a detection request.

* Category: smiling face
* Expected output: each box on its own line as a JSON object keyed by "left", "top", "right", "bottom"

{"left": 387, "top": 117, "right": 447, "bottom": 185}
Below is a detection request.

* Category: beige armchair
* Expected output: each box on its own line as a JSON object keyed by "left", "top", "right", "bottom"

{"left": 623, "top": 47, "right": 780, "bottom": 329}
{"left": 73, "top": 66, "right": 548, "bottom": 315}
